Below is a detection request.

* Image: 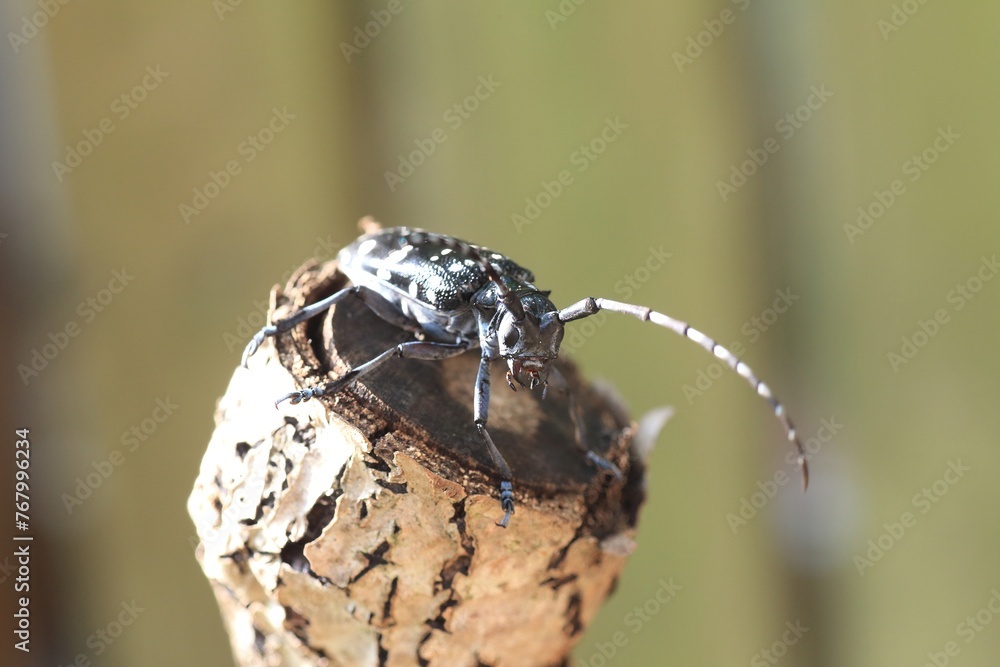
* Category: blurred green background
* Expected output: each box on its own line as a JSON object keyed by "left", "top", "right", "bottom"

{"left": 2, "top": 1, "right": 998, "bottom": 665}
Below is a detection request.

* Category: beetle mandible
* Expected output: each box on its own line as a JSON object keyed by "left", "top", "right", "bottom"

{"left": 242, "top": 225, "right": 809, "bottom": 527}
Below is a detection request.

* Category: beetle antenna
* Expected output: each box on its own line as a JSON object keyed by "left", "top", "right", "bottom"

{"left": 558, "top": 297, "right": 809, "bottom": 489}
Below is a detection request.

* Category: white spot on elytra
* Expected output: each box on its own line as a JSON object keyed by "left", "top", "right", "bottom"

{"left": 408, "top": 280, "right": 420, "bottom": 298}
{"left": 376, "top": 267, "right": 392, "bottom": 281}
{"left": 387, "top": 246, "right": 413, "bottom": 263}
{"left": 430, "top": 255, "right": 440, "bottom": 262}
{"left": 358, "top": 239, "right": 377, "bottom": 256}
{"left": 490, "top": 253, "right": 502, "bottom": 260}
{"left": 448, "top": 262, "right": 464, "bottom": 272}
{"left": 441, "top": 248, "right": 454, "bottom": 255}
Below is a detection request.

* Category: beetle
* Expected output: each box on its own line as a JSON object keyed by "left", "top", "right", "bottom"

{"left": 242, "top": 225, "right": 809, "bottom": 527}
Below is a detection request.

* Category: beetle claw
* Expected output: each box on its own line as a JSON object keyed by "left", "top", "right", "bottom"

{"left": 506, "top": 371, "right": 518, "bottom": 391}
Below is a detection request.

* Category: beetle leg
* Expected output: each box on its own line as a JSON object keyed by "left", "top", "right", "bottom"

{"left": 276, "top": 340, "right": 470, "bottom": 406}
{"left": 243, "top": 284, "right": 425, "bottom": 365}
{"left": 473, "top": 355, "right": 516, "bottom": 527}
{"left": 242, "top": 285, "right": 365, "bottom": 367}
{"left": 546, "top": 366, "right": 622, "bottom": 479}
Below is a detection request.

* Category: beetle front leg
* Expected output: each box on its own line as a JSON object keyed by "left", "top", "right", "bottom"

{"left": 473, "top": 356, "right": 516, "bottom": 528}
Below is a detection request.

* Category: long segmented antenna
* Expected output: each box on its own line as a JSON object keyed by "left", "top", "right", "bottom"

{"left": 558, "top": 297, "right": 809, "bottom": 489}
{"left": 402, "top": 230, "right": 526, "bottom": 321}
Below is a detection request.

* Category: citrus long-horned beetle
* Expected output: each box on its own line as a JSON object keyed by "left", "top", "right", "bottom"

{"left": 242, "top": 224, "right": 809, "bottom": 527}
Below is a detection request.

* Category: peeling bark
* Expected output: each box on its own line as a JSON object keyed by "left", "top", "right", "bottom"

{"left": 188, "top": 258, "right": 647, "bottom": 667}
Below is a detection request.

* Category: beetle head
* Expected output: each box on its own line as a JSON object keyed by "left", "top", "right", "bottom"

{"left": 496, "top": 293, "right": 564, "bottom": 391}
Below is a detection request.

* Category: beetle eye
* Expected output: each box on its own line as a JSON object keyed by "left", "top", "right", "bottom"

{"left": 503, "top": 327, "right": 520, "bottom": 348}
